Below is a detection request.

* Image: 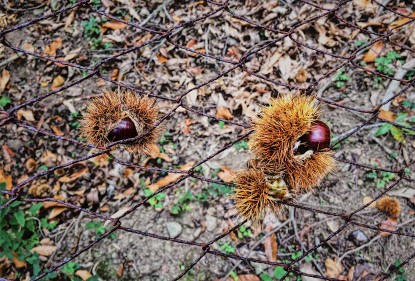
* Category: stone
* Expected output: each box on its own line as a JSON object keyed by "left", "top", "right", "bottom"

{"left": 205, "top": 215, "right": 217, "bottom": 232}
{"left": 347, "top": 230, "right": 369, "bottom": 246}
{"left": 166, "top": 222, "right": 182, "bottom": 238}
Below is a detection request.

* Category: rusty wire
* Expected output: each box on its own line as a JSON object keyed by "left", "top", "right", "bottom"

{"left": 0, "top": 0, "right": 414, "bottom": 280}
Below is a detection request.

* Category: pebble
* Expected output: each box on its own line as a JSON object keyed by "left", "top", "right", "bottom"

{"left": 205, "top": 215, "right": 217, "bottom": 232}
{"left": 347, "top": 230, "right": 369, "bottom": 246}
{"left": 166, "top": 222, "right": 182, "bottom": 238}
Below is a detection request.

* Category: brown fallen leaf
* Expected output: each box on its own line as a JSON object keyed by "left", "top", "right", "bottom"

{"left": 216, "top": 107, "right": 234, "bottom": 120}
{"left": 17, "top": 109, "right": 35, "bottom": 122}
{"left": 51, "top": 75, "right": 65, "bottom": 90}
{"left": 157, "top": 54, "right": 169, "bottom": 63}
{"left": 148, "top": 162, "right": 195, "bottom": 192}
{"left": 186, "top": 39, "right": 197, "bottom": 49}
{"left": 48, "top": 207, "right": 68, "bottom": 219}
{"left": 264, "top": 224, "right": 278, "bottom": 262}
{"left": 26, "top": 158, "right": 37, "bottom": 173}
{"left": 116, "top": 265, "right": 124, "bottom": 278}
{"left": 0, "top": 169, "right": 13, "bottom": 190}
{"left": 44, "top": 37, "right": 62, "bottom": 56}
{"left": 42, "top": 195, "right": 66, "bottom": 209}
{"left": 50, "top": 125, "right": 65, "bottom": 136}
{"left": 0, "top": 69, "right": 10, "bottom": 93}
{"left": 218, "top": 167, "right": 236, "bottom": 183}
{"left": 363, "top": 41, "right": 384, "bottom": 62}
{"left": 295, "top": 68, "right": 308, "bottom": 83}
{"left": 146, "top": 143, "right": 173, "bottom": 162}
{"left": 379, "top": 217, "right": 398, "bottom": 236}
{"left": 103, "top": 21, "right": 127, "bottom": 30}
{"left": 325, "top": 258, "right": 343, "bottom": 278}
{"left": 64, "top": 10, "right": 75, "bottom": 31}
{"left": 75, "top": 270, "right": 92, "bottom": 281}
{"left": 41, "top": 150, "right": 57, "bottom": 166}
{"left": 2, "top": 144, "right": 15, "bottom": 163}
{"left": 58, "top": 163, "right": 88, "bottom": 183}
{"left": 220, "top": 274, "right": 260, "bottom": 281}
{"left": 28, "top": 182, "right": 50, "bottom": 197}
{"left": 12, "top": 252, "right": 27, "bottom": 268}
{"left": 378, "top": 109, "right": 396, "bottom": 122}
{"left": 183, "top": 118, "right": 192, "bottom": 135}
{"left": 353, "top": 0, "right": 376, "bottom": 13}
{"left": 389, "top": 12, "right": 415, "bottom": 30}
{"left": 31, "top": 245, "right": 57, "bottom": 257}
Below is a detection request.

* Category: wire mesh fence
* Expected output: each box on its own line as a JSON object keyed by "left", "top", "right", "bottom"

{"left": 0, "top": 0, "right": 414, "bottom": 280}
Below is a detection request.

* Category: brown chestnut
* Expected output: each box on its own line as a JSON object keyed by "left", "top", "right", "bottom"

{"left": 299, "top": 120, "right": 331, "bottom": 151}
{"left": 107, "top": 117, "right": 138, "bottom": 142}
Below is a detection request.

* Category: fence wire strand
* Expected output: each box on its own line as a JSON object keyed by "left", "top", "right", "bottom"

{"left": 0, "top": 0, "right": 414, "bottom": 280}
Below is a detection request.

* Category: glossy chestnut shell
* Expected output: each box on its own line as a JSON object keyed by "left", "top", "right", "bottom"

{"left": 299, "top": 120, "right": 331, "bottom": 151}
{"left": 107, "top": 117, "right": 138, "bottom": 142}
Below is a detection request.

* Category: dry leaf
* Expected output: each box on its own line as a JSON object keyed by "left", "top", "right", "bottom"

{"left": 116, "top": 265, "right": 124, "bottom": 278}
{"left": 264, "top": 225, "right": 278, "bottom": 262}
{"left": 48, "top": 207, "right": 67, "bottom": 219}
{"left": 218, "top": 167, "right": 236, "bottom": 183}
{"left": 0, "top": 69, "right": 10, "bottom": 93}
{"left": 186, "top": 39, "right": 197, "bottom": 49}
{"left": 2, "top": 145, "right": 15, "bottom": 163}
{"left": 146, "top": 144, "right": 173, "bottom": 162}
{"left": 51, "top": 75, "right": 65, "bottom": 90}
{"left": 295, "top": 68, "right": 308, "bottom": 83}
{"left": 31, "top": 245, "right": 57, "bottom": 257}
{"left": 110, "top": 207, "right": 131, "bottom": 219}
{"left": 17, "top": 109, "right": 35, "bottom": 122}
{"left": 148, "top": 162, "right": 195, "bottom": 192}
{"left": 58, "top": 163, "right": 88, "bottom": 183}
{"left": 50, "top": 125, "right": 64, "bottom": 136}
{"left": 26, "top": 158, "right": 37, "bottom": 173}
{"left": 378, "top": 109, "right": 396, "bottom": 122}
{"left": 64, "top": 47, "right": 82, "bottom": 61}
{"left": 353, "top": 0, "right": 376, "bottom": 13}
{"left": 325, "top": 258, "right": 343, "bottom": 278}
{"left": 42, "top": 195, "right": 66, "bottom": 209}
{"left": 41, "top": 150, "right": 57, "bottom": 166}
{"left": 44, "top": 38, "right": 62, "bottom": 56}
{"left": 379, "top": 217, "right": 398, "bottom": 236}
{"left": 363, "top": 41, "right": 384, "bottom": 62}
{"left": 75, "top": 270, "right": 92, "bottom": 281}
{"left": 12, "top": 252, "right": 26, "bottom": 268}
{"left": 300, "top": 263, "right": 320, "bottom": 281}
{"left": 216, "top": 107, "right": 234, "bottom": 120}
{"left": 103, "top": 21, "right": 127, "bottom": 30}
{"left": 221, "top": 274, "right": 260, "bottom": 281}
{"left": 389, "top": 12, "right": 415, "bottom": 29}
{"left": 28, "top": 183, "right": 50, "bottom": 197}
{"left": 64, "top": 10, "right": 75, "bottom": 31}
{"left": 156, "top": 54, "right": 169, "bottom": 63}
{"left": 363, "top": 196, "right": 376, "bottom": 208}
{"left": 183, "top": 118, "right": 192, "bottom": 135}
{"left": 0, "top": 169, "right": 13, "bottom": 190}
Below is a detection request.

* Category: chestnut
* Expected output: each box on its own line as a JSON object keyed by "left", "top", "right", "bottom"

{"left": 300, "top": 120, "right": 331, "bottom": 151}
{"left": 107, "top": 117, "right": 138, "bottom": 142}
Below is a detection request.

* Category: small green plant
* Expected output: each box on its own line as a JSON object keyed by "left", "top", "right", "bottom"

{"left": 86, "top": 221, "right": 116, "bottom": 240}
{"left": 234, "top": 140, "right": 249, "bottom": 151}
{"left": 220, "top": 243, "right": 236, "bottom": 254}
{"left": 375, "top": 113, "right": 415, "bottom": 142}
{"left": 366, "top": 164, "right": 396, "bottom": 189}
{"left": 82, "top": 16, "right": 112, "bottom": 50}
{"left": 392, "top": 259, "right": 407, "bottom": 281}
{"left": 69, "top": 111, "right": 81, "bottom": 129}
{"left": 61, "top": 261, "right": 98, "bottom": 281}
{"left": 0, "top": 185, "right": 57, "bottom": 279}
{"left": 402, "top": 99, "right": 415, "bottom": 110}
{"left": 375, "top": 51, "right": 401, "bottom": 76}
{"left": 0, "top": 95, "right": 11, "bottom": 108}
{"left": 170, "top": 190, "right": 193, "bottom": 216}
{"left": 333, "top": 68, "right": 350, "bottom": 88}
{"left": 144, "top": 189, "right": 166, "bottom": 209}
{"left": 218, "top": 120, "right": 225, "bottom": 129}
{"left": 237, "top": 225, "right": 252, "bottom": 239}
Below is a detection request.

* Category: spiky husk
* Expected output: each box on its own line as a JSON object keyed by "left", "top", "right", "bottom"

{"left": 81, "top": 90, "right": 160, "bottom": 154}
{"left": 233, "top": 168, "right": 282, "bottom": 223}
{"left": 250, "top": 93, "right": 336, "bottom": 192}
{"left": 376, "top": 196, "right": 401, "bottom": 218}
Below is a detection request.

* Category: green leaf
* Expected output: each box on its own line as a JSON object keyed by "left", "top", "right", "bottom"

{"left": 260, "top": 273, "right": 273, "bottom": 281}
{"left": 375, "top": 124, "right": 391, "bottom": 136}
{"left": 28, "top": 203, "right": 43, "bottom": 215}
{"left": 390, "top": 126, "right": 404, "bottom": 142}
{"left": 274, "top": 266, "right": 287, "bottom": 279}
{"left": 218, "top": 121, "right": 225, "bottom": 129}
{"left": 14, "top": 210, "right": 25, "bottom": 226}
{"left": 0, "top": 96, "right": 11, "bottom": 107}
